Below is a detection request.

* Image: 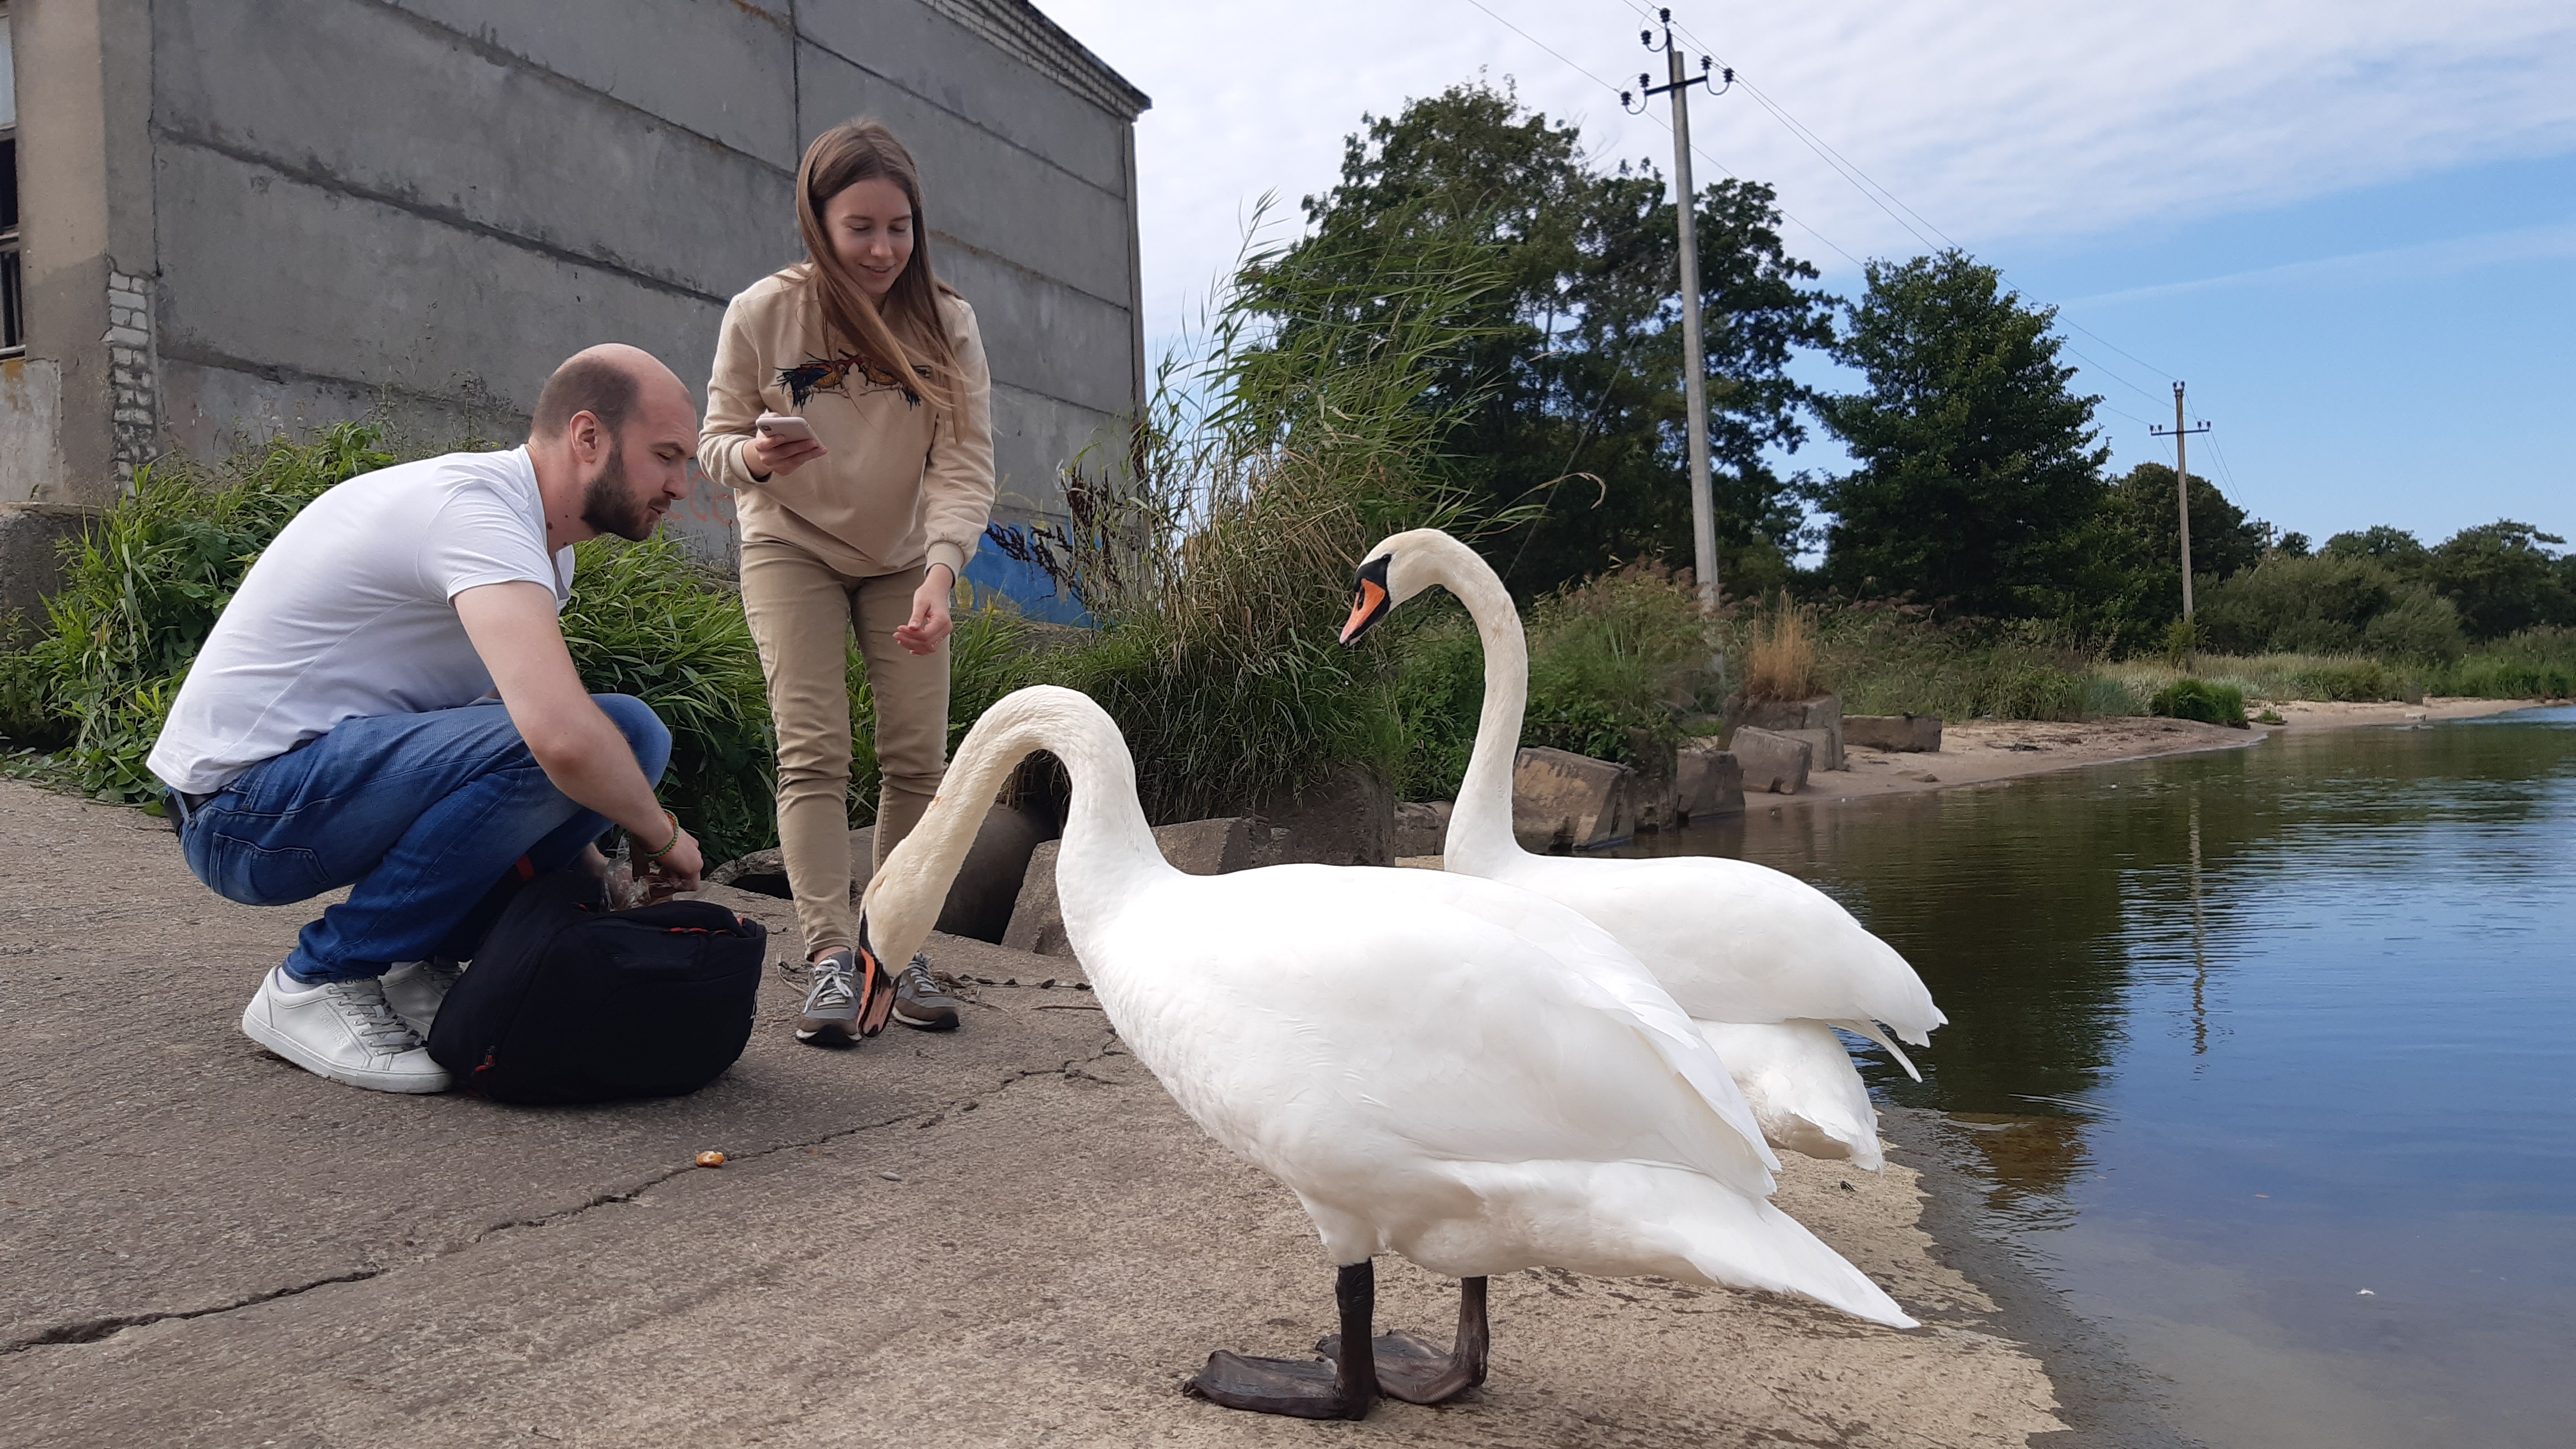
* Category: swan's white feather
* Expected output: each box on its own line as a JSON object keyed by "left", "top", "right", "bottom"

{"left": 1357, "top": 528, "right": 1948, "bottom": 1168}
{"left": 1474, "top": 851, "right": 1947, "bottom": 1044}
{"left": 1089, "top": 865, "right": 1910, "bottom": 1326}
{"left": 1698, "top": 1021, "right": 1887, "bottom": 1171}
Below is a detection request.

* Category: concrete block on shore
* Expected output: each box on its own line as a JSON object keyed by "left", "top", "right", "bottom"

{"left": 705, "top": 805, "right": 1052, "bottom": 946}
{"left": 1677, "top": 740, "right": 1746, "bottom": 820}
{"left": 1005, "top": 817, "right": 1262, "bottom": 958}
{"left": 1739, "top": 693, "right": 1843, "bottom": 770}
{"left": 1513, "top": 746, "right": 1638, "bottom": 851}
{"left": 1393, "top": 800, "right": 1452, "bottom": 858}
{"left": 1731, "top": 727, "right": 1813, "bottom": 794}
{"left": 1252, "top": 764, "right": 1395, "bottom": 867}
{"left": 1625, "top": 728, "right": 1682, "bottom": 831}
{"left": 1846, "top": 713, "right": 1944, "bottom": 752}
{"left": 1781, "top": 727, "right": 1844, "bottom": 774}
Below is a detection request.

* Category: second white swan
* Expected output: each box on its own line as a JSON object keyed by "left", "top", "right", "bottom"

{"left": 1342, "top": 529, "right": 1947, "bottom": 1169}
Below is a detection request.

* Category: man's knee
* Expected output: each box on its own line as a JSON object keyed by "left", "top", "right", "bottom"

{"left": 591, "top": 693, "right": 674, "bottom": 780}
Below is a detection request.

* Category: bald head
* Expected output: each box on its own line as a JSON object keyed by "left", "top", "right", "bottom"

{"left": 526, "top": 344, "right": 700, "bottom": 546}
{"left": 532, "top": 343, "right": 691, "bottom": 443}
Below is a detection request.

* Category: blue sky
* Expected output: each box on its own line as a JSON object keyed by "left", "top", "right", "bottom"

{"left": 1039, "top": 0, "right": 2576, "bottom": 549}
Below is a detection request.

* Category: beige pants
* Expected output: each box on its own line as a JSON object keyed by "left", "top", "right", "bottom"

{"left": 741, "top": 539, "right": 950, "bottom": 959}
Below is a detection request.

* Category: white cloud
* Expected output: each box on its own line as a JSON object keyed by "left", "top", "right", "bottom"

{"left": 1035, "top": 0, "right": 2576, "bottom": 335}
{"left": 2067, "top": 220, "right": 2576, "bottom": 308}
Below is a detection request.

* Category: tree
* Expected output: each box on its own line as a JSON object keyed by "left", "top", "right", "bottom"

{"left": 2059, "top": 462, "right": 2271, "bottom": 650}
{"left": 2101, "top": 461, "right": 2268, "bottom": 584}
{"left": 1270, "top": 80, "right": 1834, "bottom": 598}
{"left": 2322, "top": 525, "right": 2430, "bottom": 570}
{"left": 1811, "top": 250, "right": 2109, "bottom": 615}
{"left": 2422, "top": 520, "right": 2574, "bottom": 639}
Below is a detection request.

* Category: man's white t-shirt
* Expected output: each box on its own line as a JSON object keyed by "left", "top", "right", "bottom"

{"left": 148, "top": 447, "right": 575, "bottom": 795}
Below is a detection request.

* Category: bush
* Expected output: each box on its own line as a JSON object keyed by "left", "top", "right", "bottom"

{"left": 1024, "top": 211, "right": 1505, "bottom": 822}
{"left": 1519, "top": 561, "right": 1713, "bottom": 762}
{"left": 0, "top": 425, "right": 398, "bottom": 802}
{"left": 2429, "top": 627, "right": 2576, "bottom": 699}
{"left": 2149, "top": 677, "right": 2246, "bottom": 726}
{"left": 2195, "top": 553, "right": 2465, "bottom": 661}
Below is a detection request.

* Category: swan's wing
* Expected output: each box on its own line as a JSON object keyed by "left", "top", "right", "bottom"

{"left": 1488, "top": 853, "right": 1945, "bottom": 1042}
{"left": 1377, "top": 866, "right": 1780, "bottom": 1172}
{"left": 1100, "top": 866, "right": 1779, "bottom": 1203}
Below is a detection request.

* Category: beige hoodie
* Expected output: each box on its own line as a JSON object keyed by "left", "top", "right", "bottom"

{"left": 699, "top": 267, "right": 996, "bottom": 580}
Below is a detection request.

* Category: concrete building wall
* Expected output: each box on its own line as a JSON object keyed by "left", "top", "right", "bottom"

{"left": 4, "top": 0, "right": 1144, "bottom": 579}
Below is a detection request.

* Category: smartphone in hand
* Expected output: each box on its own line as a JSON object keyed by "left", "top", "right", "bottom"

{"left": 755, "top": 411, "right": 816, "bottom": 443}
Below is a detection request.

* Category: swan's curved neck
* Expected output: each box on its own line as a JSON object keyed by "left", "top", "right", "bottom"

{"left": 1424, "top": 541, "right": 1531, "bottom": 869}
{"left": 867, "top": 692, "right": 1174, "bottom": 956}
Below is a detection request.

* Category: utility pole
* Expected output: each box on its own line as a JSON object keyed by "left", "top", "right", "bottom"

{"left": 2149, "top": 383, "right": 2213, "bottom": 619}
{"left": 1624, "top": 12, "right": 1732, "bottom": 615}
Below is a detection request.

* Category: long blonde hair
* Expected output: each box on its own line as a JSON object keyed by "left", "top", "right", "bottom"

{"left": 794, "top": 120, "right": 963, "bottom": 416}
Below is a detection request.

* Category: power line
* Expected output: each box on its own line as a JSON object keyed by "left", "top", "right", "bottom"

{"left": 1599, "top": 0, "right": 2229, "bottom": 442}
{"left": 1455, "top": 0, "right": 1867, "bottom": 269}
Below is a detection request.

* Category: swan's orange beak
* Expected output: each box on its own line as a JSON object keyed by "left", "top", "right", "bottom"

{"left": 1340, "top": 555, "right": 1394, "bottom": 645}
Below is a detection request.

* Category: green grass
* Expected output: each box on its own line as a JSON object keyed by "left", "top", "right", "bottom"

{"left": 1519, "top": 561, "right": 1716, "bottom": 761}
{"left": 0, "top": 425, "right": 398, "bottom": 804}
{"left": 2147, "top": 677, "right": 2247, "bottom": 726}
{"left": 1742, "top": 601, "right": 2143, "bottom": 723}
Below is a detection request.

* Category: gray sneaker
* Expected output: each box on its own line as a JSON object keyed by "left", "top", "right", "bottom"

{"left": 891, "top": 954, "right": 960, "bottom": 1032}
{"left": 795, "top": 948, "right": 896, "bottom": 1046}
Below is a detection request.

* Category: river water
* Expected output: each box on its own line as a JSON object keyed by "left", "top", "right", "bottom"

{"left": 1618, "top": 707, "right": 2576, "bottom": 1448}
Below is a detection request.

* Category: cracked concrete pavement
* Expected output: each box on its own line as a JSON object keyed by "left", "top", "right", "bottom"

{"left": 2, "top": 779, "right": 2070, "bottom": 1446}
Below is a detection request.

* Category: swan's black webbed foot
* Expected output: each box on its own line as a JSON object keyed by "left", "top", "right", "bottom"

{"left": 1318, "top": 1275, "right": 1490, "bottom": 1404}
{"left": 1185, "top": 1261, "right": 1379, "bottom": 1420}
{"left": 1187, "top": 1351, "right": 1352, "bottom": 1419}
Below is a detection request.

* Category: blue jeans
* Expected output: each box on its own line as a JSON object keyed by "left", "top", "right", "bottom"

{"left": 177, "top": 696, "right": 672, "bottom": 982}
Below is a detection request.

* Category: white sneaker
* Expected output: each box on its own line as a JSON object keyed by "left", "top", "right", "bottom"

{"left": 240, "top": 968, "right": 452, "bottom": 1093}
{"left": 381, "top": 958, "right": 465, "bottom": 1036}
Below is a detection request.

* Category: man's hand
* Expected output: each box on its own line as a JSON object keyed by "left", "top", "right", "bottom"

{"left": 894, "top": 564, "right": 956, "bottom": 655}
{"left": 637, "top": 821, "right": 703, "bottom": 902}
{"left": 746, "top": 430, "right": 826, "bottom": 481}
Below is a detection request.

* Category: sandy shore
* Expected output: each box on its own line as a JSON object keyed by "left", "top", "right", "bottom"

{"left": 1810, "top": 696, "right": 2547, "bottom": 805}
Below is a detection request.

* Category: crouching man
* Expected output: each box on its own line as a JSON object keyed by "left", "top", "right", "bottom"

{"left": 146, "top": 345, "right": 708, "bottom": 1095}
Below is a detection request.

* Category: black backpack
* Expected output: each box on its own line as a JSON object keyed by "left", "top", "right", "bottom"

{"left": 427, "top": 870, "right": 768, "bottom": 1105}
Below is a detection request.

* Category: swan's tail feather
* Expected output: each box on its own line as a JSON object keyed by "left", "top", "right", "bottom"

{"left": 1831, "top": 1019, "right": 1922, "bottom": 1082}
{"left": 1699, "top": 1020, "right": 1886, "bottom": 1172}
{"left": 1660, "top": 1175, "right": 1917, "bottom": 1328}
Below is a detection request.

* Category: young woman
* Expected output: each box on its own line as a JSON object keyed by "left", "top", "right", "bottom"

{"left": 699, "top": 121, "right": 994, "bottom": 1045}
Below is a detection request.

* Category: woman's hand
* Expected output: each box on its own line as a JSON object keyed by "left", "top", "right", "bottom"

{"left": 894, "top": 564, "right": 956, "bottom": 656}
{"left": 745, "top": 430, "right": 827, "bottom": 481}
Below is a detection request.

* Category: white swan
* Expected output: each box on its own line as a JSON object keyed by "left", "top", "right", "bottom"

{"left": 854, "top": 685, "right": 1915, "bottom": 1420}
{"left": 1342, "top": 530, "right": 1947, "bottom": 1171}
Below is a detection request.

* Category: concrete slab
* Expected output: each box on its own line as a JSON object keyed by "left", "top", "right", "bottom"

{"left": 1, "top": 779, "right": 2064, "bottom": 1446}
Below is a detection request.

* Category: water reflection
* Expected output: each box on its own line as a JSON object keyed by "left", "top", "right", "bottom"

{"left": 1619, "top": 707, "right": 2576, "bottom": 1448}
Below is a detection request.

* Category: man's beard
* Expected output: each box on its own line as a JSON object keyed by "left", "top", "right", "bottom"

{"left": 579, "top": 441, "right": 657, "bottom": 542}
